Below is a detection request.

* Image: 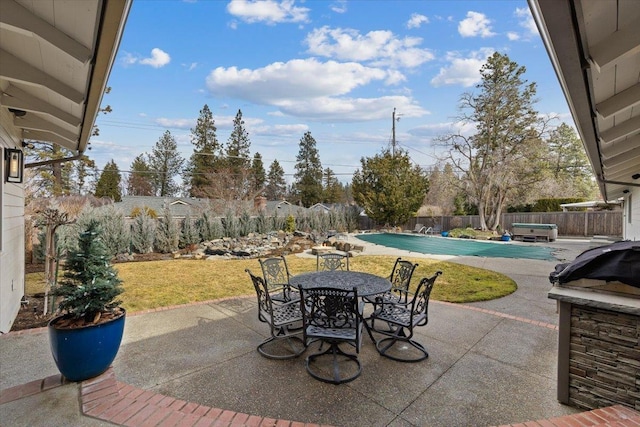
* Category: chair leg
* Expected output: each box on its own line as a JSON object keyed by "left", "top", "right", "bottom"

{"left": 375, "top": 337, "right": 429, "bottom": 363}
{"left": 257, "top": 335, "right": 306, "bottom": 360}
{"left": 305, "top": 342, "right": 362, "bottom": 384}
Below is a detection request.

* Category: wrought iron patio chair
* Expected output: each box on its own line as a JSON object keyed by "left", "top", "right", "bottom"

{"left": 259, "top": 256, "right": 300, "bottom": 303}
{"left": 363, "top": 258, "right": 418, "bottom": 322}
{"left": 316, "top": 252, "right": 350, "bottom": 271}
{"left": 299, "top": 286, "right": 363, "bottom": 384}
{"left": 367, "top": 271, "right": 442, "bottom": 362}
{"left": 246, "top": 269, "right": 305, "bottom": 359}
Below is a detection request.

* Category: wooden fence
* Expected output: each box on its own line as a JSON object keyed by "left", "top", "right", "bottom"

{"left": 360, "top": 211, "right": 623, "bottom": 238}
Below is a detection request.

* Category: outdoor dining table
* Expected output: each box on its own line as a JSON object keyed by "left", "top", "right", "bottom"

{"left": 290, "top": 270, "right": 391, "bottom": 297}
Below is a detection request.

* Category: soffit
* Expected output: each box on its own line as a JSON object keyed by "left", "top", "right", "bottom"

{"left": 0, "top": 0, "right": 130, "bottom": 154}
{"left": 530, "top": 0, "right": 640, "bottom": 200}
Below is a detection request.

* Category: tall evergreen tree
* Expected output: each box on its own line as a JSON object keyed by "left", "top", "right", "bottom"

{"left": 293, "top": 131, "right": 323, "bottom": 207}
{"left": 94, "top": 160, "right": 122, "bottom": 202}
{"left": 185, "top": 105, "right": 221, "bottom": 197}
{"left": 438, "top": 52, "right": 549, "bottom": 230}
{"left": 127, "top": 154, "right": 154, "bottom": 196}
{"left": 265, "top": 159, "right": 287, "bottom": 200}
{"left": 250, "top": 152, "right": 266, "bottom": 195}
{"left": 149, "top": 130, "right": 184, "bottom": 197}
{"left": 352, "top": 148, "right": 429, "bottom": 227}
{"left": 322, "top": 167, "right": 342, "bottom": 203}
{"left": 225, "top": 109, "right": 251, "bottom": 172}
{"left": 70, "top": 154, "right": 96, "bottom": 195}
{"left": 25, "top": 142, "right": 74, "bottom": 196}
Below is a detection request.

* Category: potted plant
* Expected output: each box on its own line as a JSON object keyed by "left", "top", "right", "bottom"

{"left": 48, "top": 220, "right": 126, "bottom": 382}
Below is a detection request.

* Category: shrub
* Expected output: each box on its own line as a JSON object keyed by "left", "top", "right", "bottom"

{"left": 255, "top": 210, "right": 269, "bottom": 234}
{"left": 179, "top": 213, "right": 199, "bottom": 248}
{"left": 131, "top": 210, "right": 155, "bottom": 254}
{"left": 238, "top": 210, "right": 254, "bottom": 236}
{"left": 155, "top": 203, "right": 179, "bottom": 253}
{"left": 285, "top": 214, "right": 295, "bottom": 232}
{"left": 223, "top": 210, "right": 239, "bottom": 238}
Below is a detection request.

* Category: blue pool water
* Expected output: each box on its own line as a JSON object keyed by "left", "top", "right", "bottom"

{"left": 356, "top": 233, "right": 556, "bottom": 260}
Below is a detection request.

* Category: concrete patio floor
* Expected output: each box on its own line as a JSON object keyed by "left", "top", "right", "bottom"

{"left": 3, "top": 237, "right": 633, "bottom": 426}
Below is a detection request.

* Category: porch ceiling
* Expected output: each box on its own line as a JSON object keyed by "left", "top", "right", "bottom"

{"left": 529, "top": 0, "right": 640, "bottom": 201}
{"left": 0, "top": 0, "right": 131, "bottom": 156}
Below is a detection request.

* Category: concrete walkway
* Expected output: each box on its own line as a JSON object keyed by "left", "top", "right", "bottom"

{"left": 1, "top": 236, "right": 636, "bottom": 426}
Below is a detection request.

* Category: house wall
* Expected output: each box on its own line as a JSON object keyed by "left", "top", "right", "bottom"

{"left": 622, "top": 188, "right": 640, "bottom": 241}
{"left": 0, "top": 111, "right": 25, "bottom": 333}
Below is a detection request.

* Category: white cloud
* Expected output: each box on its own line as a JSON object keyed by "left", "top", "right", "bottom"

{"left": 253, "top": 123, "right": 310, "bottom": 136}
{"left": 275, "top": 95, "right": 428, "bottom": 122}
{"left": 206, "top": 58, "right": 389, "bottom": 104}
{"left": 330, "top": 0, "right": 347, "bottom": 14}
{"left": 139, "top": 48, "right": 171, "bottom": 68}
{"left": 407, "top": 13, "right": 429, "bottom": 29}
{"left": 226, "top": 0, "right": 310, "bottom": 25}
{"left": 206, "top": 58, "right": 429, "bottom": 122}
{"left": 458, "top": 11, "right": 496, "bottom": 38}
{"left": 430, "top": 48, "right": 494, "bottom": 87}
{"left": 182, "top": 62, "right": 198, "bottom": 71}
{"left": 305, "top": 26, "right": 434, "bottom": 68}
{"left": 121, "top": 49, "right": 171, "bottom": 68}
{"left": 507, "top": 32, "right": 520, "bottom": 41}
{"left": 515, "top": 7, "right": 538, "bottom": 36}
{"left": 154, "top": 118, "right": 195, "bottom": 129}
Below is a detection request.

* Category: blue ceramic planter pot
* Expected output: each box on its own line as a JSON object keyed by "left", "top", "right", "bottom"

{"left": 48, "top": 310, "right": 125, "bottom": 382}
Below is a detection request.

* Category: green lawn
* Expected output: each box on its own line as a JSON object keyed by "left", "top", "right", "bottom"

{"left": 26, "top": 255, "right": 517, "bottom": 313}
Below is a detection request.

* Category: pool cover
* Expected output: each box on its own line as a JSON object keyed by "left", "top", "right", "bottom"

{"left": 356, "top": 233, "right": 556, "bottom": 260}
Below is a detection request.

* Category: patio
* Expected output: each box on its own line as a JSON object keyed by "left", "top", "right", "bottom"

{"left": 3, "top": 239, "right": 628, "bottom": 426}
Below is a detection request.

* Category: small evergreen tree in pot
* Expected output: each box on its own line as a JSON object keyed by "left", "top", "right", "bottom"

{"left": 53, "top": 220, "right": 124, "bottom": 325}
{"left": 49, "top": 220, "right": 126, "bottom": 381}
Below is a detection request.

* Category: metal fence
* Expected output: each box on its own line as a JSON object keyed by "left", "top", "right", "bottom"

{"left": 361, "top": 211, "right": 623, "bottom": 238}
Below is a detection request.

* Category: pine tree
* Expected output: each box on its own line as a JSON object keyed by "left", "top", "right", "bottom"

{"left": 293, "top": 131, "right": 323, "bottom": 207}
{"left": 250, "top": 152, "right": 266, "bottom": 195}
{"left": 322, "top": 167, "right": 342, "bottom": 203}
{"left": 225, "top": 109, "right": 251, "bottom": 178}
{"left": 127, "top": 154, "right": 154, "bottom": 196}
{"left": 55, "top": 221, "right": 123, "bottom": 323}
{"left": 94, "top": 160, "right": 122, "bottom": 202}
{"left": 438, "top": 52, "right": 548, "bottom": 230}
{"left": 265, "top": 160, "right": 287, "bottom": 200}
{"left": 149, "top": 130, "right": 184, "bottom": 197}
{"left": 185, "top": 105, "right": 221, "bottom": 197}
{"left": 25, "top": 142, "right": 74, "bottom": 196}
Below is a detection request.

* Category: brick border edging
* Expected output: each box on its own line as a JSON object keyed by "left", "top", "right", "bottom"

{"left": 80, "top": 368, "right": 324, "bottom": 427}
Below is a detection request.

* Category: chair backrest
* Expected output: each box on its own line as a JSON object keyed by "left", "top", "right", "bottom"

{"left": 316, "top": 252, "right": 350, "bottom": 271}
{"left": 246, "top": 268, "right": 272, "bottom": 322}
{"left": 409, "top": 271, "right": 442, "bottom": 326}
{"left": 389, "top": 257, "right": 419, "bottom": 302}
{"left": 259, "top": 256, "right": 291, "bottom": 288}
{"left": 299, "top": 286, "right": 360, "bottom": 343}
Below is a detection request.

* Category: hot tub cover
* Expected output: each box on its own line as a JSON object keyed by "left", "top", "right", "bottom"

{"left": 549, "top": 240, "right": 640, "bottom": 288}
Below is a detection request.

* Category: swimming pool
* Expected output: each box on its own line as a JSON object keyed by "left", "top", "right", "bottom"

{"left": 356, "top": 233, "right": 557, "bottom": 260}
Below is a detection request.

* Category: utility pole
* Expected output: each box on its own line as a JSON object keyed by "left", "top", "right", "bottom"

{"left": 392, "top": 108, "right": 396, "bottom": 156}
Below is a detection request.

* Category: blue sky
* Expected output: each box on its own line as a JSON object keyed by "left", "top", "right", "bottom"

{"left": 94, "top": 0, "right": 572, "bottom": 185}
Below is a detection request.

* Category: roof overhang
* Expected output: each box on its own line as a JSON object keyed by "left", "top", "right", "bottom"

{"left": 0, "top": 0, "right": 131, "bottom": 157}
{"left": 528, "top": 0, "right": 640, "bottom": 201}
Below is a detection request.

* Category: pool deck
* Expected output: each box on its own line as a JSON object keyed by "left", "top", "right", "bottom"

{"left": 3, "top": 237, "right": 638, "bottom": 426}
